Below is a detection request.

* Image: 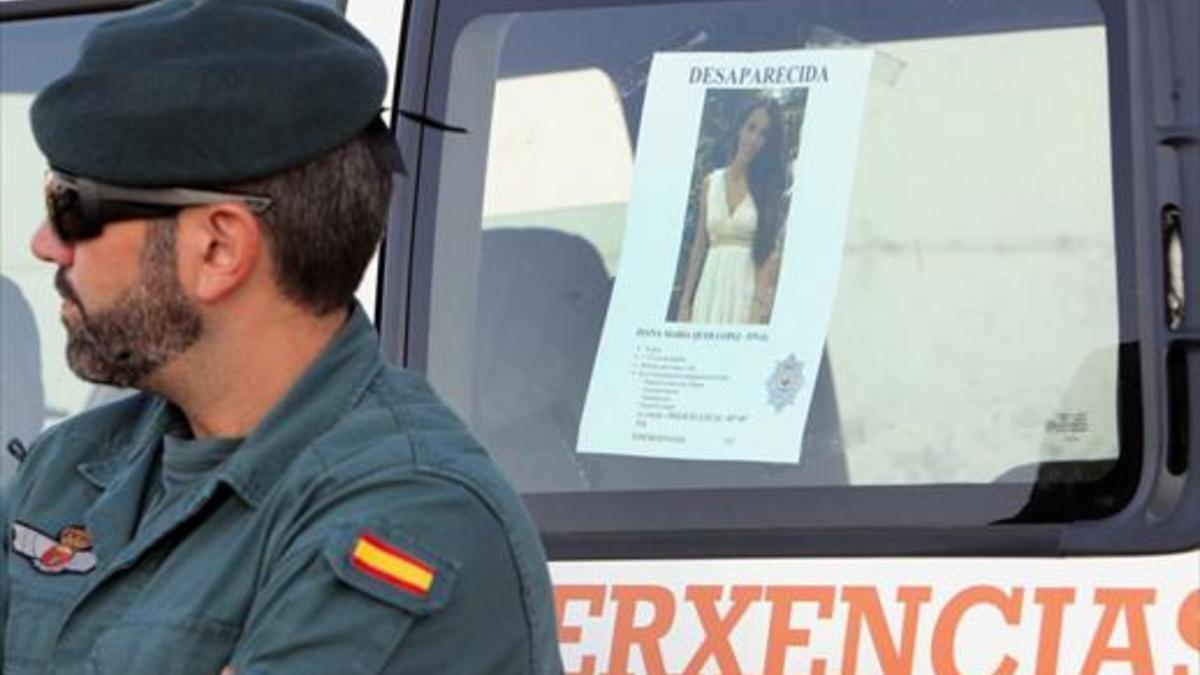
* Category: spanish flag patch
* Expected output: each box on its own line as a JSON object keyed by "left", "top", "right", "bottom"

{"left": 350, "top": 531, "right": 436, "bottom": 597}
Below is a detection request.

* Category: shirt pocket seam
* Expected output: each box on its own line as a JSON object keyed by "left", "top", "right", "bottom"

{"left": 88, "top": 617, "right": 240, "bottom": 675}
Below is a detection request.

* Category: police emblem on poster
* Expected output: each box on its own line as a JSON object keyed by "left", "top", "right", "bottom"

{"left": 578, "top": 49, "right": 872, "bottom": 463}
{"left": 767, "top": 354, "right": 805, "bottom": 412}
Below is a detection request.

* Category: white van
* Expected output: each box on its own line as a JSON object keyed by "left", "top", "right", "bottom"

{"left": 2, "top": 0, "right": 1196, "bottom": 671}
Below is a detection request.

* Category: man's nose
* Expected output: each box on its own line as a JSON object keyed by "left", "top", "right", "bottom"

{"left": 30, "top": 220, "right": 74, "bottom": 266}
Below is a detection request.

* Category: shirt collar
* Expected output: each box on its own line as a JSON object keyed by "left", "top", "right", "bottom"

{"left": 75, "top": 305, "right": 383, "bottom": 505}
{"left": 77, "top": 396, "right": 174, "bottom": 489}
{"left": 75, "top": 305, "right": 381, "bottom": 504}
{"left": 215, "top": 304, "right": 383, "bottom": 507}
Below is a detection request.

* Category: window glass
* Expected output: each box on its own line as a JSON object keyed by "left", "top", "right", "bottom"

{"left": 407, "top": 0, "right": 1130, "bottom": 522}
{"left": 0, "top": 13, "right": 120, "bottom": 488}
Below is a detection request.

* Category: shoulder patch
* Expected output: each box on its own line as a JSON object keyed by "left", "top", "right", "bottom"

{"left": 351, "top": 531, "right": 435, "bottom": 597}
{"left": 324, "top": 523, "right": 459, "bottom": 615}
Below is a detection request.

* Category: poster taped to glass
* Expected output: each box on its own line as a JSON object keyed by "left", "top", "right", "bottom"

{"left": 578, "top": 49, "right": 872, "bottom": 463}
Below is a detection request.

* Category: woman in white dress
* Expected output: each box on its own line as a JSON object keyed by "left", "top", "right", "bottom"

{"left": 678, "top": 98, "right": 785, "bottom": 325}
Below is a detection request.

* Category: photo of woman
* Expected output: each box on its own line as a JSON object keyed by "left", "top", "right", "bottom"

{"left": 668, "top": 88, "right": 807, "bottom": 324}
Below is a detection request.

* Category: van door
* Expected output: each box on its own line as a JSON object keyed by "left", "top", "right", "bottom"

{"left": 381, "top": 0, "right": 1198, "bottom": 670}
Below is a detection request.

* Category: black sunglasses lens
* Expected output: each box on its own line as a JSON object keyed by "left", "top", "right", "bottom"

{"left": 44, "top": 174, "right": 194, "bottom": 241}
{"left": 45, "top": 180, "right": 97, "bottom": 242}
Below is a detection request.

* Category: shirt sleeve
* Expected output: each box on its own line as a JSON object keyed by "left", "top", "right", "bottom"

{"left": 225, "top": 469, "right": 555, "bottom": 675}
{"left": 227, "top": 513, "right": 461, "bottom": 675}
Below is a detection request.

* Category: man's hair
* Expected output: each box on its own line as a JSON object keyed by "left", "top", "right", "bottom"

{"left": 230, "top": 124, "right": 395, "bottom": 315}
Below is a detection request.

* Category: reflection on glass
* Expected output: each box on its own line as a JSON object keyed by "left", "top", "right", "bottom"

{"left": 423, "top": 0, "right": 1120, "bottom": 504}
{"left": 1, "top": 13, "right": 118, "bottom": 449}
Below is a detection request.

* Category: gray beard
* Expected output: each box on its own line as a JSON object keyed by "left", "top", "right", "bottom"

{"left": 60, "top": 221, "right": 202, "bottom": 388}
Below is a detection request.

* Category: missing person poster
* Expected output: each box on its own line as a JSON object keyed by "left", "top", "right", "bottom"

{"left": 578, "top": 49, "right": 872, "bottom": 463}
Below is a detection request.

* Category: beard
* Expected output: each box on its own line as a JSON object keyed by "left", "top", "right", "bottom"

{"left": 57, "top": 220, "right": 202, "bottom": 388}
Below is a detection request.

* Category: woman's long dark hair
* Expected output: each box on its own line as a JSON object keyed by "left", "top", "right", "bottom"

{"left": 728, "top": 98, "right": 786, "bottom": 266}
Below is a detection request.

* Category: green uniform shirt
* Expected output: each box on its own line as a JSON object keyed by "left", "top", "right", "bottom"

{"left": 1, "top": 307, "right": 564, "bottom": 674}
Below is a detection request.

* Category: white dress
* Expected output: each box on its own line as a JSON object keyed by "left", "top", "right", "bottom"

{"left": 690, "top": 168, "right": 757, "bottom": 324}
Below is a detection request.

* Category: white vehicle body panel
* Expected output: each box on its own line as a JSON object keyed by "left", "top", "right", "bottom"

{"left": 551, "top": 553, "right": 1200, "bottom": 674}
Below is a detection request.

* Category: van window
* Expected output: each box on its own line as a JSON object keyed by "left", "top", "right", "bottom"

{"left": 0, "top": 4, "right": 376, "bottom": 485}
{"left": 395, "top": 0, "right": 1137, "bottom": 535}
{"left": 0, "top": 12, "right": 121, "bottom": 488}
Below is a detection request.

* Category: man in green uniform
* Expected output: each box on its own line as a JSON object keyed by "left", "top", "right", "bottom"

{"left": 2, "top": 0, "right": 564, "bottom": 673}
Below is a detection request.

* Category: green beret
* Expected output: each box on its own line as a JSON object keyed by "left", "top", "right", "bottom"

{"left": 30, "top": 0, "right": 387, "bottom": 187}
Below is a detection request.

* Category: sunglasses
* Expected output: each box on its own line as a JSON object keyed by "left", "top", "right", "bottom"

{"left": 44, "top": 170, "right": 273, "bottom": 243}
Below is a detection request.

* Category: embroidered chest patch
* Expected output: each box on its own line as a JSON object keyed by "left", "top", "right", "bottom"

{"left": 11, "top": 522, "right": 98, "bottom": 574}
{"left": 350, "top": 532, "right": 435, "bottom": 597}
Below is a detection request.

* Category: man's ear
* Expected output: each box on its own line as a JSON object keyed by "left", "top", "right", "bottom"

{"left": 177, "top": 202, "right": 264, "bottom": 304}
